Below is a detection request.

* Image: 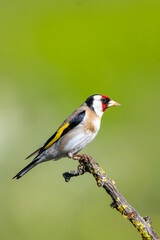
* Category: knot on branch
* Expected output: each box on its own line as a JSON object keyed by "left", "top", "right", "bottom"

{"left": 144, "top": 216, "right": 152, "bottom": 226}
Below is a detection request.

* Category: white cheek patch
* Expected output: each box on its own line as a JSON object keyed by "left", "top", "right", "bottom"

{"left": 93, "top": 99, "right": 103, "bottom": 118}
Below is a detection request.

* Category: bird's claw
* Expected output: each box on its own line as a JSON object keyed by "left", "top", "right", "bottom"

{"left": 72, "top": 154, "right": 92, "bottom": 162}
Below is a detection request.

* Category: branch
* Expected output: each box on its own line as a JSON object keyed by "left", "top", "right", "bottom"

{"left": 63, "top": 155, "right": 159, "bottom": 240}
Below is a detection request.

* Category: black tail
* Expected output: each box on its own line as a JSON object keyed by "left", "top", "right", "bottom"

{"left": 13, "top": 160, "right": 38, "bottom": 179}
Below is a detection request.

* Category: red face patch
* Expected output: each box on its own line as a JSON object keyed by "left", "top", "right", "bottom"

{"left": 101, "top": 95, "right": 111, "bottom": 112}
{"left": 102, "top": 103, "right": 107, "bottom": 112}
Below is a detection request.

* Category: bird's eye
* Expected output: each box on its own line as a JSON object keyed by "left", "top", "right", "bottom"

{"left": 101, "top": 97, "right": 110, "bottom": 105}
{"left": 101, "top": 98, "right": 107, "bottom": 104}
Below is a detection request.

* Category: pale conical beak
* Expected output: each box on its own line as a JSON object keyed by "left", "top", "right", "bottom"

{"left": 107, "top": 100, "right": 121, "bottom": 108}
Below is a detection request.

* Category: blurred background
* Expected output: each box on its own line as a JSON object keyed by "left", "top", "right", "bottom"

{"left": 0, "top": 0, "right": 160, "bottom": 239}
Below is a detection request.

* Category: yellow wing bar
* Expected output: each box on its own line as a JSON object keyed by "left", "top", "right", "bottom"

{"left": 44, "top": 122, "right": 70, "bottom": 150}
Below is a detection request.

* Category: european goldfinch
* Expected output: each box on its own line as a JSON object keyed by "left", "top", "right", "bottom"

{"left": 13, "top": 94, "right": 120, "bottom": 179}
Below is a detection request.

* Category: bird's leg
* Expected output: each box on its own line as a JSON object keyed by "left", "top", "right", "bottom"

{"left": 68, "top": 152, "right": 92, "bottom": 162}
{"left": 72, "top": 154, "right": 92, "bottom": 162}
{"left": 68, "top": 152, "right": 74, "bottom": 159}
{"left": 68, "top": 152, "right": 81, "bottom": 160}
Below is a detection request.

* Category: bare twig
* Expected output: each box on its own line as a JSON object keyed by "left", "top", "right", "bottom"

{"left": 63, "top": 155, "right": 160, "bottom": 240}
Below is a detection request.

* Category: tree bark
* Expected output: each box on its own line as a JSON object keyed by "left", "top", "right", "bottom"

{"left": 63, "top": 155, "right": 160, "bottom": 240}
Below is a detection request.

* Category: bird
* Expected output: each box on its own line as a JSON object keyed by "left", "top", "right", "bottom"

{"left": 13, "top": 94, "right": 120, "bottom": 179}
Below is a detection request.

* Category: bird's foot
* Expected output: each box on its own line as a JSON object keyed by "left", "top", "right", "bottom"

{"left": 72, "top": 154, "right": 92, "bottom": 162}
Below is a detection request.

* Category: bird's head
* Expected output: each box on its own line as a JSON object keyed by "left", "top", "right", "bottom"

{"left": 85, "top": 94, "right": 120, "bottom": 118}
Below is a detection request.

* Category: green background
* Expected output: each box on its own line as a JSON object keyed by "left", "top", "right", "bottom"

{"left": 0, "top": 0, "right": 160, "bottom": 239}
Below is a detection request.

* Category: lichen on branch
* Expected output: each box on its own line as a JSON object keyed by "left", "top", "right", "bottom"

{"left": 63, "top": 155, "right": 159, "bottom": 240}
